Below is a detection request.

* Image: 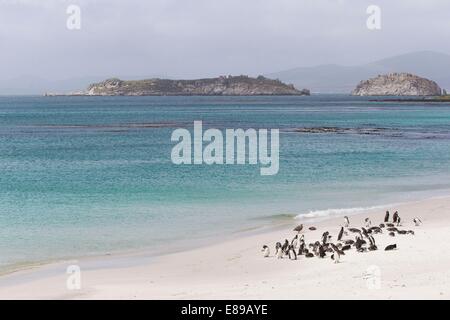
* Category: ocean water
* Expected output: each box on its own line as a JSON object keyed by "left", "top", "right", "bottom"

{"left": 1, "top": 95, "right": 450, "bottom": 270}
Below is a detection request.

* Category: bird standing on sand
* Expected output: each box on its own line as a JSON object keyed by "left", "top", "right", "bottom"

{"left": 262, "top": 245, "right": 270, "bottom": 257}
{"left": 275, "top": 242, "right": 283, "bottom": 259}
{"left": 393, "top": 211, "right": 399, "bottom": 223}
{"left": 413, "top": 218, "right": 422, "bottom": 226}
{"left": 344, "top": 216, "right": 350, "bottom": 228}
{"left": 384, "top": 211, "right": 390, "bottom": 222}
{"left": 293, "top": 224, "right": 303, "bottom": 234}
{"left": 365, "top": 218, "right": 372, "bottom": 228}
{"left": 337, "top": 226, "right": 344, "bottom": 241}
{"left": 288, "top": 245, "right": 297, "bottom": 260}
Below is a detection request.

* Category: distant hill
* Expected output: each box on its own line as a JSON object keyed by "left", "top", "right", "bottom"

{"left": 266, "top": 51, "right": 450, "bottom": 94}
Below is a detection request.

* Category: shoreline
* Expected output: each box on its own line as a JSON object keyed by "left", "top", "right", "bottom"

{"left": 1, "top": 194, "right": 450, "bottom": 299}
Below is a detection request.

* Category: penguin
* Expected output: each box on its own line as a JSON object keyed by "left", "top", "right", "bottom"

{"left": 337, "top": 226, "right": 344, "bottom": 241}
{"left": 365, "top": 217, "right": 372, "bottom": 228}
{"left": 331, "top": 251, "right": 340, "bottom": 263}
{"left": 288, "top": 245, "right": 297, "bottom": 260}
{"left": 275, "top": 243, "right": 283, "bottom": 259}
{"left": 396, "top": 216, "right": 402, "bottom": 226}
{"left": 281, "top": 239, "right": 289, "bottom": 255}
{"left": 393, "top": 211, "right": 399, "bottom": 223}
{"left": 355, "top": 236, "right": 366, "bottom": 252}
{"left": 386, "top": 223, "right": 395, "bottom": 227}
{"left": 387, "top": 227, "right": 398, "bottom": 232}
{"left": 318, "top": 245, "right": 326, "bottom": 258}
{"left": 361, "top": 227, "right": 370, "bottom": 238}
{"left": 309, "top": 226, "right": 317, "bottom": 231}
{"left": 379, "top": 223, "right": 385, "bottom": 228}
{"left": 344, "top": 239, "right": 355, "bottom": 245}
{"left": 291, "top": 234, "right": 299, "bottom": 248}
{"left": 322, "top": 231, "right": 330, "bottom": 245}
{"left": 369, "top": 226, "right": 382, "bottom": 234}
{"left": 344, "top": 216, "right": 350, "bottom": 228}
{"left": 368, "top": 235, "right": 377, "bottom": 251}
{"left": 298, "top": 240, "right": 305, "bottom": 256}
{"left": 389, "top": 232, "right": 396, "bottom": 237}
{"left": 384, "top": 210, "right": 390, "bottom": 222}
{"left": 330, "top": 243, "right": 342, "bottom": 263}
{"left": 341, "top": 244, "right": 352, "bottom": 251}
{"left": 407, "top": 230, "right": 415, "bottom": 235}
{"left": 385, "top": 244, "right": 397, "bottom": 251}
{"left": 413, "top": 218, "right": 422, "bottom": 226}
{"left": 262, "top": 245, "right": 270, "bottom": 257}
{"left": 348, "top": 228, "right": 361, "bottom": 234}
{"left": 305, "top": 252, "right": 314, "bottom": 258}
{"left": 397, "top": 230, "right": 407, "bottom": 235}
{"left": 348, "top": 228, "right": 362, "bottom": 238}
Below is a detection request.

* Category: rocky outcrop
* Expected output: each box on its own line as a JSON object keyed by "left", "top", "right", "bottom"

{"left": 352, "top": 73, "right": 442, "bottom": 96}
{"left": 83, "top": 75, "right": 310, "bottom": 96}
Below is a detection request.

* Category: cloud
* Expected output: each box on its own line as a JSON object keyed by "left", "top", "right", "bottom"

{"left": 0, "top": 0, "right": 449, "bottom": 81}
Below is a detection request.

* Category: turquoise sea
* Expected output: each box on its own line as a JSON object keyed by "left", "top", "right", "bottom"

{"left": 1, "top": 95, "right": 450, "bottom": 271}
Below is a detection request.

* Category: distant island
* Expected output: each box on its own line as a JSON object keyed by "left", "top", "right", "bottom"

{"left": 352, "top": 73, "right": 443, "bottom": 96}
{"left": 50, "top": 75, "right": 310, "bottom": 96}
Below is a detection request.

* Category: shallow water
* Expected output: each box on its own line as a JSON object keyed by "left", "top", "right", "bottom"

{"left": 1, "top": 95, "right": 450, "bottom": 270}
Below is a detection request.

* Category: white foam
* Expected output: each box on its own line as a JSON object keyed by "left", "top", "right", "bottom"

{"left": 295, "top": 205, "right": 387, "bottom": 221}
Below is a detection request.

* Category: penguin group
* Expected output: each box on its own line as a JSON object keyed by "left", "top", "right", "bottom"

{"left": 261, "top": 211, "right": 423, "bottom": 263}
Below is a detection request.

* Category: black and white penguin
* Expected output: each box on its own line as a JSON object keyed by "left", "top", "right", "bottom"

{"left": 281, "top": 239, "right": 289, "bottom": 256}
{"left": 388, "top": 232, "right": 396, "bottom": 237}
{"left": 407, "top": 230, "right": 415, "bottom": 235}
{"left": 385, "top": 244, "right": 397, "bottom": 251}
{"left": 288, "top": 245, "right": 297, "bottom": 260}
{"left": 365, "top": 217, "right": 372, "bottom": 228}
{"left": 368, "top": 235, "right": 377, "bottom": 251}
{"left": 413, "top": 218, "right": 422, "bottom": 226}
{"left": 384, "top": 210, "right": 390, "bottom": 222}
{"left": 262, "top": 245, "right": 270, "bottom": 257}
{"left": 275, "top": 242, "right": 283, "bottom": 259}
{"left": 331, "top": 250, "right": 340, "bottom": 263}
{"left": 337, "top": 226, "right": 344, "bottom": 241}
{"left": 355, "top": 236, "right": 366, "bottom": 252}
{"left": 291, "top": 234, "right": 299, "bottom": 248}
{"left": 393, "top": 211, "right": 399, "bottom": 223}
{"left": 341, "top": 244, "right": 352, "bottom": 251}
{"left": 318, "top": 245, "right": 326, "bottom": 258}
{"left": 369, "top": 226, "right": 382, "bottom": 234}
{"left": 344, "top": 216, "right": 350, "bottom": 228}
{"left": 321, "top": 231, "right": 329, "bottom": 245}
{"left": 361, "top": 227, "right": 370, "bottom": 238}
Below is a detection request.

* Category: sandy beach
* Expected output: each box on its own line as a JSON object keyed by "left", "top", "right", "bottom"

{"left": 0, "top": 195, "right": 449, "bottom": 300}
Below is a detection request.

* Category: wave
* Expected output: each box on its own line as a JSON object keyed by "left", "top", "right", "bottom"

{"left": 295, "top": 205, "right": 387, "bottom": 220}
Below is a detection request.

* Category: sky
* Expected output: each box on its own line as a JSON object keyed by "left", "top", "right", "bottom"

{"left": 1, "top": 0, "right": 450, "bottom": 81}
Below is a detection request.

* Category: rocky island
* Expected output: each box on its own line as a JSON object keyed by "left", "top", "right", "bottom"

{"left": 75, "top": 75, "right": 310, "bottom": 96}
{"left": 352, "top": 73, "right": 442, "bottom": 96}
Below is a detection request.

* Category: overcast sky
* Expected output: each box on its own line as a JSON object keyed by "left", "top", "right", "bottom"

{"left": 1, "top": 0, "right": 450, "bottom": 80}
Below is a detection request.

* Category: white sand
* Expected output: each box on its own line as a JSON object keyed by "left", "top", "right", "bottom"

{"left": 1, "top": 195, "right": 450, "bottom": 300}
